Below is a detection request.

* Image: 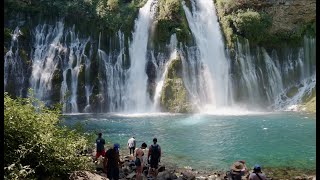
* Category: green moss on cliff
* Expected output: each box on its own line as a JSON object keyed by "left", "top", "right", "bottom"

{"left": 153, "top": 0, "right": 192, "bottom": 47}
{"left": 214, "top": 0, "right": 316, "bottom": 49}
{"left": 4, "top": 28, "right": 12, "bottom": 44}
{"left": 160, "top": 56, "right": 193, "bottom": 113}
{"left": 302, "top": 96, "right": 316, "bottom": 113}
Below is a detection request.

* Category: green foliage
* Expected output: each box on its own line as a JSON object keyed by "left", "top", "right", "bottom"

{"left": 232, "top": 9, "right": 272, "bottom": 43}
{"left": 107, "top": 0, "right": 119, "bottom": 12}
{"left": 4, "top": 28, "right": 12, "bottom": 44}
{"left": 4, "top": 92, "right": 94, "bottom": 179}
{"left": 154, "top": 0, "right": 192, "bottom": 46}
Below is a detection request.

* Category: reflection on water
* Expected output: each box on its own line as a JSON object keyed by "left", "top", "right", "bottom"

{"left": 61, "top": 112, "right": 316, "bottom": 171}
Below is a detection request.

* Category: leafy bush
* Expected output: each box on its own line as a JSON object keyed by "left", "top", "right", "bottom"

{"left": 4, "top": 92, "right": 94, "bottom": 179}
{"left": 232, "top": 9, "right": 272, "bottom": 42}
{"left": 107, "top": 0, "right": 119, "bottom": 12}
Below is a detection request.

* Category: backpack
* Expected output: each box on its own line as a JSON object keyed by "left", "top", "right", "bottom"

{"left": 228, "top": 170, "right": 242, "bottom": 180}
{"left": 134, "top": 157, "right": 141, "bottom": 166}
{"left": 150, "top": 144, "right": 160, "bottom": 161}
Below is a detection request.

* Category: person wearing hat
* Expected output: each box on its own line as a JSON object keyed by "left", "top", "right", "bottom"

{"left": 248, "top": 164, "right": 267, "bottom": 180}
{"left": 227, "top": 160, "right": 248, "bottom": 180}
{"left": 104, "top": 143, "right": 121, "bottom": 180}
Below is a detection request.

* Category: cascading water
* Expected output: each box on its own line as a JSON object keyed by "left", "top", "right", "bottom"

{"left": 234, "top": 39, "right": 262, "bottom": 105}
{"left": 125, "top": 0, "right": 158, "bottom": 113}
{"left": 29, "top": 21, "right": 90, "bottom": 112}
{"left": 182, "top": 0, "right": 233, "bottom": 111}
{"left": 29, "top": 22, "right": 65, "bottom": 104}
{"left": 83, "top": 40, "right": 94, "bottom": 113}
{"left": 233, "top": 36, "right": 316, "bottom": 110}
{"left": 60, "top": 27, "right": 89, "bottom": 113}
{"left": 272, "top": 37, "right": 316, "bottom": 110}
{"left": 4, "top": 26, "right": 26, "bottom": 97}
{"left": 153, "top": 34, "right": 178, "bottom": 110}
{"left": 97, "top": 31, "right": 127, "bottom": 112}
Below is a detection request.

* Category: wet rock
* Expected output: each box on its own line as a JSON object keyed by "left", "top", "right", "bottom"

{"left": 122, "top": 167, "right": 130, "bottom": 175}
{"left": 69, "top": 171, "right": 108, "bottom": 180}
{"left": 158, "top": 165, "right": 166, "bottom": 172}
{"left": 181, "top": 171, "right": 195, "bottom": 180}
{"left": 126, "top": 172, "right": 136, "bottom": 179}
{"left": 158, "top": 171, "right": 171, "bottom": 180}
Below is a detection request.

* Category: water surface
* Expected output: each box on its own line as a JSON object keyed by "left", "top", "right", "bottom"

{"left": 61, "top": 112, "right": 316, "bottom": 171}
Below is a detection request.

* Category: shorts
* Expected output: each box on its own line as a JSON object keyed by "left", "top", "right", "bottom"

{"left": 96, "top": 150, "right": 106, "bottom": 159}
{"left": 150, "top": 159, "right": 159, "bottom": 169}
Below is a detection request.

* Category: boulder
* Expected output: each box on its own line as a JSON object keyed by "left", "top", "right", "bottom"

{"left": 158, "top": 165, "right": 166, "bottom": 172}
{"left": 158, "top": 171, "right": 171, "bottom": 180}
{"left": 69, "top": 171, "right": 108, "bottom": 180}
{"left": 126, "top": 172, "right": 136, "bottom": 179}
{"left": 181, "top": 171, "right": 195, "bottom": 180}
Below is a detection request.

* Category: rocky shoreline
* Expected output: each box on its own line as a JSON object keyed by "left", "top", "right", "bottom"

{"left": 69, "top": 148, "right": 316, "bottom": 180}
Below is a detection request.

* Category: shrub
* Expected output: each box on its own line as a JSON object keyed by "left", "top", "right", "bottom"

{"left": 107, "top": 0, "right": 119, "bottom": 12}
{"left": 4, "top": 92, "right": 94, "bottom": 179}
{"left": 232, "top": 9, "right": 271, "bottom": 43}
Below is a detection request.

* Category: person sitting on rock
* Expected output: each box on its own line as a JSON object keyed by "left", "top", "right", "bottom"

{"left": 249, "top": 164, "right": 267, "bottom": 180}
{"left": 148, "top": 138, "right": 161, "bottom": 179}
{"left": 227, "top": 160, "right": 248, "bottom": 180}
{"left": 135, "top": 142, "right": 147, "bottom": 180}
{"left": 105, "top": 143, "right": 121, "bottom": 180}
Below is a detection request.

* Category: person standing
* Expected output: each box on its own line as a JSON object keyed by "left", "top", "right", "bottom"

{"left": 148, "top": 138, "right": 161, "bottom": 179}
{"left": 95, "top": 132, "right": 106, "bottom": 160}
{"left": 127, "top": 136, "right": 136, "bottom": 155}
{"left": 249, "top": 164, "right": 267, "bottom": 180}
{"left": 135, "top": 143, "right": 147, "bottom": 180}
{"left": 105, "top": 143, "right": 121, "bottom": 180}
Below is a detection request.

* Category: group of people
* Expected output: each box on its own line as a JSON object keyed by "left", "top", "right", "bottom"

{"left": 95, "top": 133, "right": 161, "bottom": 180}
{"left": 96, "top": 133, "right": 267, "bottom": 180}
{"left": 128, "top": 137, "right": 162, "bottom": 180}
{"left": 228, "top": 160, "right": 267, "bottom": 180}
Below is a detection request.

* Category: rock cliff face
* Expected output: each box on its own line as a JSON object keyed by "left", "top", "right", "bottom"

{"left": 214, "top": 0, "right": 316, "bottom": 49}
{"left": 260, "top": 0, "right": 316, "bottom": 34}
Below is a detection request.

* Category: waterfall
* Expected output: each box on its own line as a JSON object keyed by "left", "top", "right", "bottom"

{"left": 182, "top": 0, "right": 233, "bottom": 110}
{"left": 98, "top": 31, "right": 127, "bottom": 112}
{"left": 83, "top": 40, "right": 94, "bottom": 113}
{"left": 272, "top": 37, "right": 316, "bottom": 110}
{"left": 153, "top": 34, "right": 178, "bottom": 110}
{"left": 29, "top": 22, "right": 65, "bottom": 103}
{"left": 4, "top": 26, "right": 26, "bottom": 97}
{"left": 60, "top": 26, "right": 89, "bottom": 113}
{"left": 125, "top": 0, "right": 158, "bottom": 113}
{"left": 29, "top": 21, "right": 90, "bottom": 112}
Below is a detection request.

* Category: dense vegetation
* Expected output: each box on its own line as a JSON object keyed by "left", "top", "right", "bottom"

{"left": 4, "top": 0, "right": 146, "bottom": 36}
{"left": 214, "top": 0, "right": 316, "bottom": 51}
{"left": 4, "top": 92, "right": 95, "bottom": 179}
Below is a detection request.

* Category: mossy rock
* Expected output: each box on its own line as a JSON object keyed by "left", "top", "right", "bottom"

{"left": 19, "top": 49, "right": 31, "bottom": 65}
{"left": 160, "top": 56, "right": 193, "bottom": 113}
{"left": 286, "top": 86, "right": 299, "bottom": 98}
{"left": 300, "top": 96, "right": 316, "bottom": 113}
{"left": 4, "top": 27, "right": 11, "bottom": 44}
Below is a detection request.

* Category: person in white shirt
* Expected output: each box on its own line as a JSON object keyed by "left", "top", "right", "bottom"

{"left": 249, "top": 164, "right": 267, "bottom": 180}
{"left": 127, "top": 136, "right": 136, "bottom": 155}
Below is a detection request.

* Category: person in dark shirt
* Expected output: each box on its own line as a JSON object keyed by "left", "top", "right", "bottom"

{"left": 105, "top": 143, "right": 121, "bottom": 180}
{"left": 95, "top": 132, "right": 106, "bottom": 160}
